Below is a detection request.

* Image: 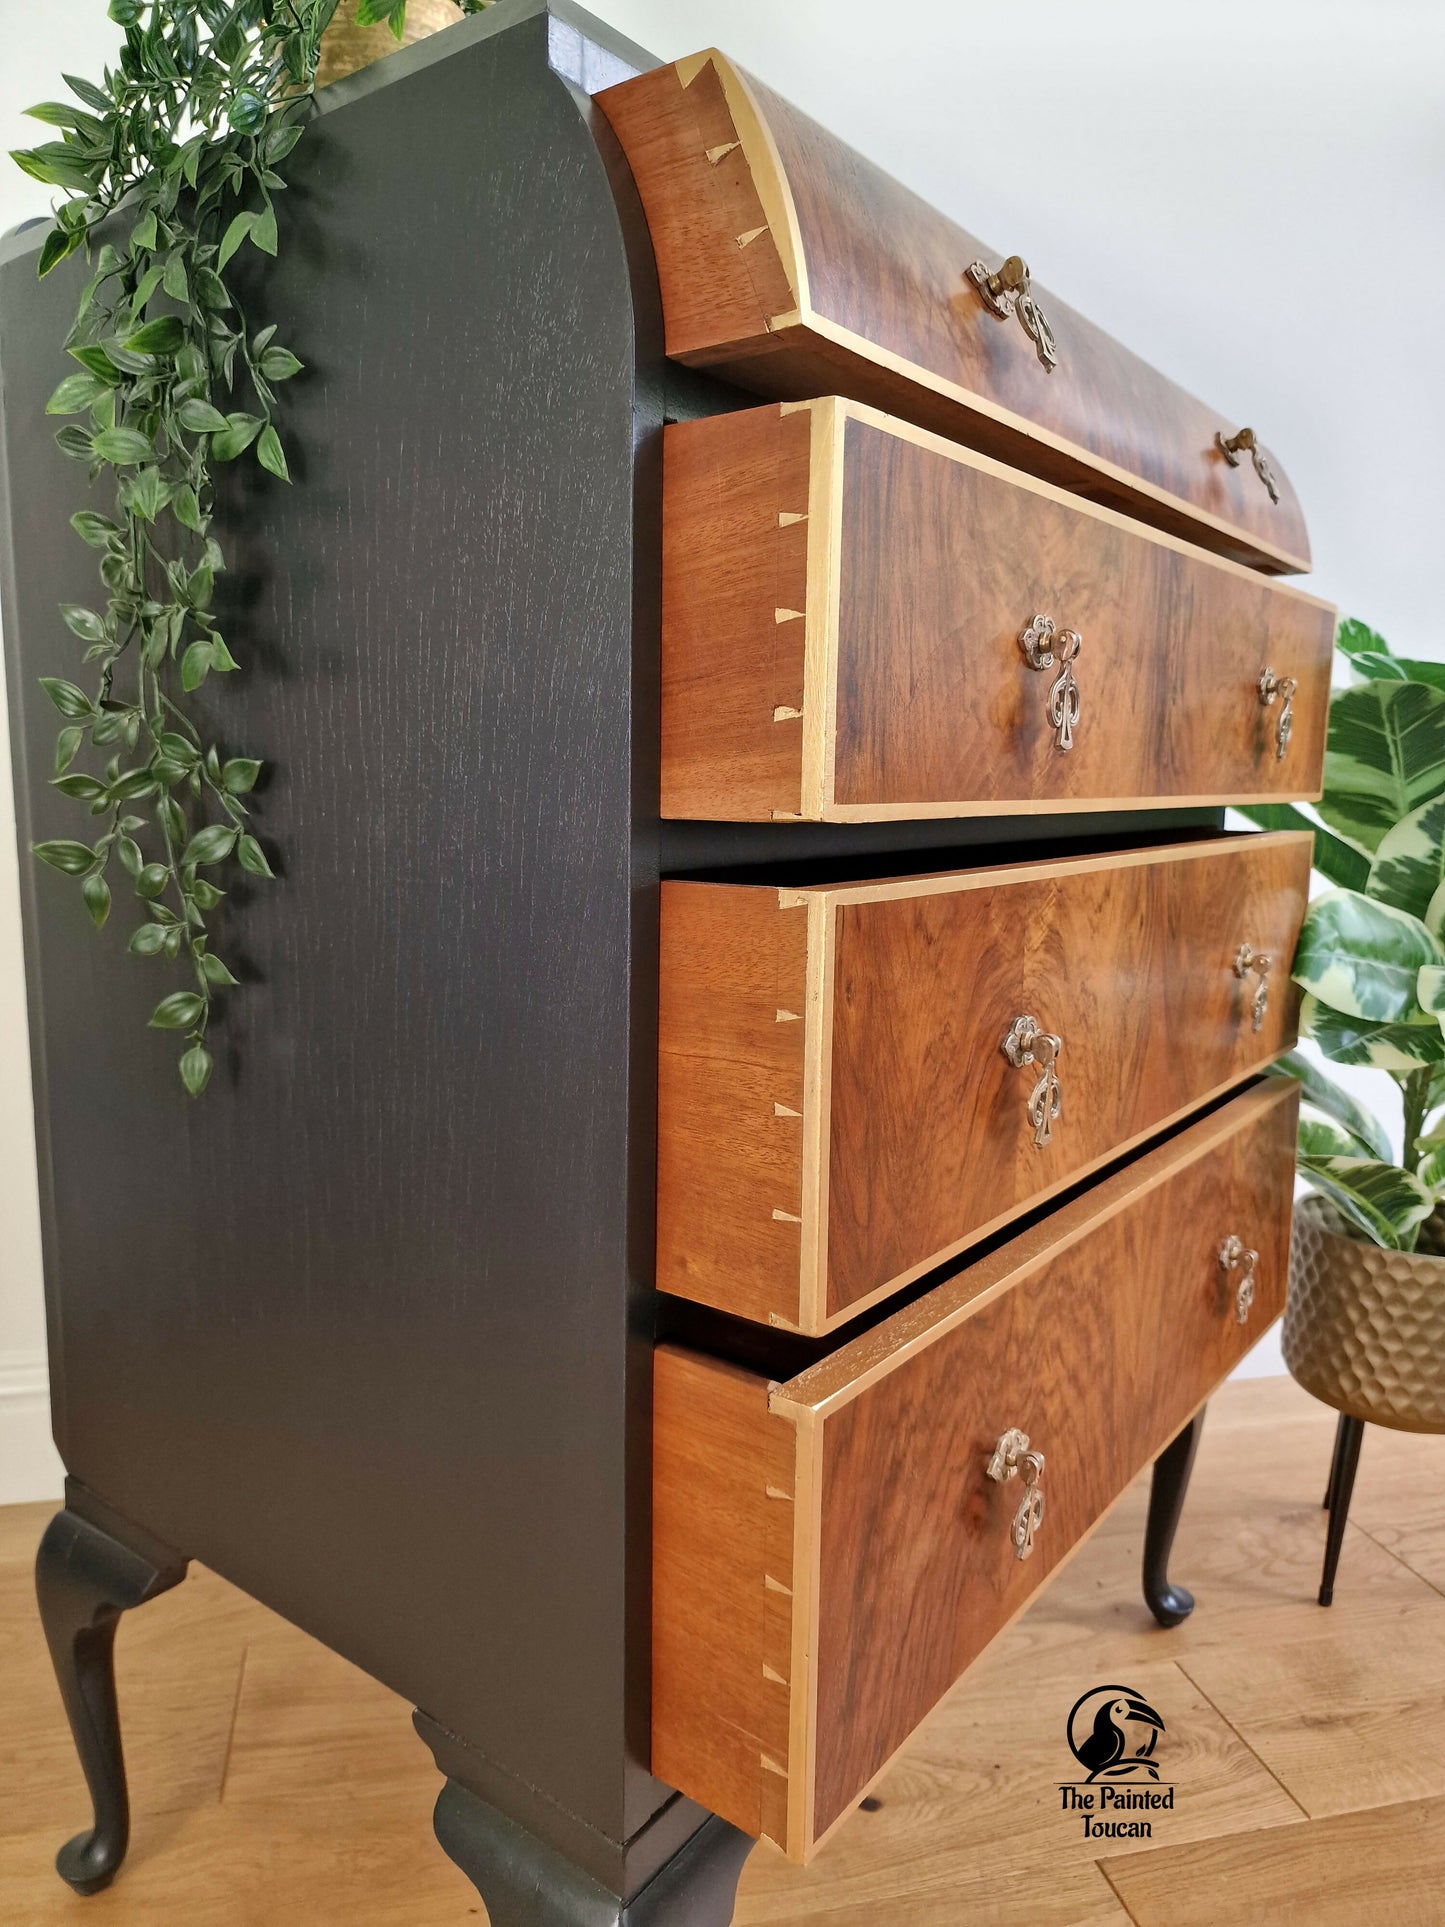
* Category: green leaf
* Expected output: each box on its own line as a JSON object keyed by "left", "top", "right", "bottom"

{"left": 217, "top": 210, "right": 256, "bottom": 269}
{"left": 256, "top": 424, "right": 289, "bottom": 480}
{"left": 1292, "top": 889, "right": 1444, "bottom": 1024}
{"left": 59, "top": 604, "right": 106, "bottom": 642}
{"left": 52, "top": 773, "right": 106, "bottom": 801}
{"left": 237, "top": 834, "right": 273, "bottom": 879}
{"left": 11, "top": 142, "right": 97, "bottom": 194}
{"left": 69, "top": 510, "right": 118, "bottom": 548}
{"left": 1317, "top": 680, "right": 1445, "bottom": 854}
{"left": 162, "top": 252, "right": 189, "bottom": 303}
{"left": 251, "top": 202, "right": 278, "bottom": 256}
{"left": 54, "top": 725, "right": 84, "bottom": 774}
{"left": 39, "top": 677, "right": 92, "bottom": 718}
{"left": 117, "top": 836, "right": 143, "bottom": 879}
{"left": 208, "top": 635, "right": 239, "bottom": 673}
{"left": 110, "top": 768, "right": 159, "bottom": 800}
{"left": 1268, "top": 1050, "right": 1393, "bottom": 1161}
{"left": 174, "top": 485, "right": 203, "bottom": 532}
{"left": 191, "top": 878, "right": 225, "bottom": 910}
{"left": 201, "top": 952, "right": 239, "bottom": 987}
{"left": 1301, "top": 993, "right": 1445, "bottom": 1071}
{"left": 38, "top": 225, "right": 84, "bottom": 278}
{"left": 1336, "top": 618, "right": 1391, "bottom": 663}
{"left": 1366, "top": 793, "right": 1445, "bottom": 923}
{"left": 180, "top": 641, "right": 213, "bottom": 692}
{"left": 258, "top": 345, "right": 302, "bottom": 382}
{"left": 64, "top": 73, "right": 113, "bottom": 115}
{"left": 67, "top": 344, "right": 121, "bottom": 383}
{"left": 124, "top": 315, "right": 185, "bottom": 356}
{"left": 175, "top": 398, "right": 231, "bottom": 434}
{"left": 1234, "top": 803, "right": 1370, "bottom": 892}
{"left": 1418, "top": 1140, "right": 1445, "bottom": 1193}
{"left": 179, "top": 1044, "right": 213, "bottom": 1097}
{"left": 128, "top": 921, "right": 167, "bottom": 955}
{"left": 32, "top": 839, "right": 97, "bottom": 876}
{"left": 210, "top": 413, "right": 262, "bottom": 461}
{"left": 228, "top": 90, "right": 268, "bottom": 135}
{"left": 149, "top": 991, "right": 205, "bottom": 1030}
{"left": 82, "top": 870, "right": 111, "bottom": 927}
{"left": 1298, "top": 1116, "right": 1364, "bottom": 1160}
{"left": 1346, "top": 652, "right": 1445, "bottom": 694}
{"left": 46, "top": 372, "right": 104, "bottom": 415}
{"left": 91, "top": 426, "right": 155, "bottom": 465}
{"left": 183, "top": 824, "right": 237, "bottom": 866}
{"left": 221, "top": 758, "right": 261, "bottom": 793}
{"left": 136, "top": 864, "right": 169, "bottom": 898}
{"left": 1297, "top": 1155, "right": 1433, "bottom": 1250}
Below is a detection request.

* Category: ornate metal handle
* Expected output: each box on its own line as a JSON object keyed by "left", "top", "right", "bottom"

{"left": 987, "top": 1427, "right": 1045, "bottom": 1560}
{"left": 1216, "top": 426, "right": 1280, "bottom": 505}
{"left": 1002, "top": 1014, "right": 1062, "bottom": 1148}
{"left": 1233, "top": 942, "right": 1273, "bottom": 1032}
{"left": 1219, "top": 1234, "right": 1258, "bottom": 1326}
{"left": 965, "top": 254, "right": 1058, "bottom": 371}
{"left": 1258, "top": 667, "right": 1297, "bottom": 762}
{"left": 1019, "top": 616, "right": 1082, "bottom": 751}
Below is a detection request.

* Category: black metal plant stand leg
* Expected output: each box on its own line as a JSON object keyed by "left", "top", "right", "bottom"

{"left": 1319, "top": 1412, "right": 1366, "bottom": 1607}
{"left": 33, "top": 1506, "right": 188, "bottom": 1896}
{"left": 1143, "top": 1407, "right": 1205, "bottom": 1627}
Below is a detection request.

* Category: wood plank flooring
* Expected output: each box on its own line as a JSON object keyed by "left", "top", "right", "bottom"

{"left": 1, "top": 1375, "right": 1441, "bottom": 1923}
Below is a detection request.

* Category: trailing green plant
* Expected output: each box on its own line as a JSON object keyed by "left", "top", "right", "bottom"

{"left": 12, "top": 0, "right": 486, "bottom": 1094}
{"left": 1247, "top": 622, "right": 1445, "bottom": 1249}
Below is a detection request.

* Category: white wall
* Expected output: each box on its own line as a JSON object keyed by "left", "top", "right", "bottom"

{"left": 2, "top": 2, "right": 1442, "bottom": 1487}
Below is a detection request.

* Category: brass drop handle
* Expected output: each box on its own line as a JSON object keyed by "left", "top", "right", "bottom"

{"left": 1019, "top": 616, "right": 1082, "bottom": 752}
{"left": 1258, "top": 667, "right": 1297, "bottom": 762}
{"left": 1219, "top": 1234, "right": 1258, "bottom": 1325}
{"left": 1216, "top": 426, "right": 1280, "bottom": 505}
{"left": 987, "top": 1427, "right": 1046, "bottom": 1560}
{"left": 1233, "top": 942, "right": 1273, "bottom": 1032}
{"left": 965, "top": 254, "right": 1058, "bottom": 371}
{"left": 1002, "top": 1014, "right": 1062, "bottom": 1148}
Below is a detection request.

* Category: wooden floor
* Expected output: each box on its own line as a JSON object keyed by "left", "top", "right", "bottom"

{"left": 2, "top": 1375, "right": 1443, "bottom": 1924}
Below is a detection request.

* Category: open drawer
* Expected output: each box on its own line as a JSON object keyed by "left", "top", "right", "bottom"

{"left": 658, "top": 832, "right": 1310, "bottom": 1333}
{"left": 653, "top": 1077, "right": 1299, "bottom": 1860}
{"left": 661, "top": 399, "right": 1334, "bottom": 822}
{"left": 599, "top": 52, "right": 1310, "bottom": 574}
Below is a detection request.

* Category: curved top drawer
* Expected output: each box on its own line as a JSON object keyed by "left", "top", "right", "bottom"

{"left": 598, "top": 51, "right": 1310, "bottom": 575}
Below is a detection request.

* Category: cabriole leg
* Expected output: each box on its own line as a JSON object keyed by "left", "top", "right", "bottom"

{"left": 34, "top": 1506, "right": 188, "bottom": 1896}
{"left": 428, "top": 1775, "right": 753, "bottom": 1927}
{"left": 1143, "top": 1407, "right": 1205, "bottom": 1628}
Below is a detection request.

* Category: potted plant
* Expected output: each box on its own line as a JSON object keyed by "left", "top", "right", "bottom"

{"left": 1249, "top": 620, "right": 1445, "bottom": 1598}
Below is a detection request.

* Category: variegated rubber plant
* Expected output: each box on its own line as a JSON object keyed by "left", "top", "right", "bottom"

{"left": 1246, "top": 620, "right": 1445, "bottom": 1250}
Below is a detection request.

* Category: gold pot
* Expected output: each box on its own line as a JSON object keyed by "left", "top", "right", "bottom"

{"left": 316, "top": 0, "right": 461, "bottom": 89}
{"left": 1285, "top": 1194, "right": 1445, "bottom": 1434}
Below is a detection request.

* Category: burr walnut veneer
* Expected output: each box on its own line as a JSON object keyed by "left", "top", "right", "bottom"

{"left": 659, "top": 832, "right": 1310, "bottom": 1334}
{"left": 654, "top": 1079, "right": 1300, "bottom": 1860}
{"left": 597, "top": 52, "right": 1309, "bottom": 574}
{"left": 661, "top": 400, "right": 1335, "bottom": 822}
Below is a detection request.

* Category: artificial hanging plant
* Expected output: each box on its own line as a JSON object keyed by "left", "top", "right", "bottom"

{"left": 12, "top": 0, "right": 487, "bottom": 1094}
{"left": 1248, "top": 619, "right": 1445, "bottom": 1250}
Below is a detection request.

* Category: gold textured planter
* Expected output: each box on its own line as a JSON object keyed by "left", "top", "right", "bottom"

{"left": 317, "top": 0, "right": 460, "bottom": 89}
{"left": 1285, "top": 1195, "right": 1445, "bottom": 1434}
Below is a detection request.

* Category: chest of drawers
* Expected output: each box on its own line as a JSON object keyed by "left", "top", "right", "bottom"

{"left": 2, "top": 5, "right": 1324, "bottom": 1922}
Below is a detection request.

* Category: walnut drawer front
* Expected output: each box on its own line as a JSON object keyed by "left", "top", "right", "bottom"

{"left": 658, "top": 831, "right": 1309, "bottom": 1334}
{"left": 654, "top": 1076, "right": 1298, "bottom": 1861}
{"left": 661, "top": 400, "right": 1336, "bottom": 822}
{"left": 598, "top": 53, "right": 1309, "bottom": 576}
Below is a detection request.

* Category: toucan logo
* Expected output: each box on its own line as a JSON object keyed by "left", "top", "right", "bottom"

{"left": 1059, "top": 1683, "right": 1175, "bottom": 1838}
{"left": 1066, "top": 1683, "right": 1166, "bottom": 1780}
